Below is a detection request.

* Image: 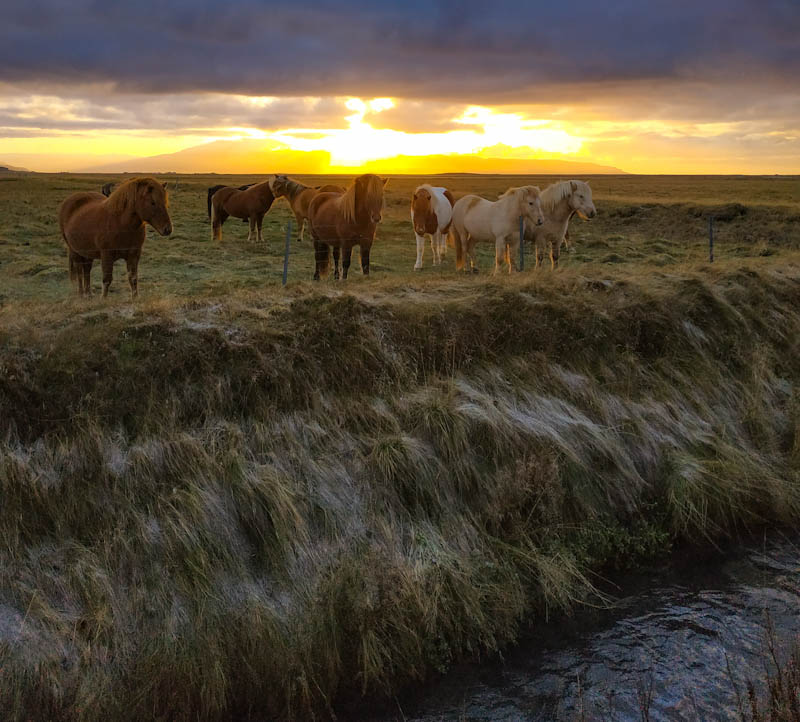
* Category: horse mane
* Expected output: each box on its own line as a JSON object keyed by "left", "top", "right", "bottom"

{"left": 104, "top": 178, "right": 143, "bottom": 215}
{"left": 540, "top": 181, "right": 585, "bottom": 213}
{"left": 283, "top": 178, "right": 310, "bottom": 200}
{"left": 339, "top": 174, "right": 384, "bottom": 224}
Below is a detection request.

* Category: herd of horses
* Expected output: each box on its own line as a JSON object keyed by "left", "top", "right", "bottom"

{"left": 58, "top": 173, "right": 596, "bottom": 297}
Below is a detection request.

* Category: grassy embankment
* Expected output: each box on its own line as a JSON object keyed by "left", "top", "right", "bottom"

{"left": 1, "top": 173, "right": 800, "bottom": 719}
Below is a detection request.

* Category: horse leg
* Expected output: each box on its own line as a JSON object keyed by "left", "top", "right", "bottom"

{"left": 535, "top": 241, "right": 545, "bottom": 269}
{"left": 360, "top": 243, "right": 371, "bottom": 276}
{"left": 414, "top": 232, "right": 425, "bottom": 270}
{"left": 341, "top": 245, "right": 353, "bottom": 280}
{"left": 333, "top": 246, "right": 341, "bottom": 280}
{"left": 313, "top": 241, "right": 329, "bottom": 281}
{"left": 493, "top": 236, "right": 506, "bottom": 275}
{"left": 550, "top": 239, "right": 560, "bottom": 270}
{"left": 295, "top": 211, "right": 305, "bottom": 242}
{"left": 507, "top": 238, "right": 518, "bottom": 274}
{"left": 466, "top": 235, "right": 479, "bottom": 273}
{"left": 431, "top": 233, "right": 440, "bottom": 266}
{"left": 434, "top": 231, "right": 445, "bottom": 264}
{"left": 81, "top": 258, "right": 93, "bottom": 296}
{"left": 248, "top": 216, "right": 256, "bottom": 242}
{"left": 100, "top": 252, "right": 114, "bottom": 298}
{"left": 256, "top": 214, "right": 265, "bottom": 243}
{"left": 126, "top": 253, "right": 140, "bottom": 299}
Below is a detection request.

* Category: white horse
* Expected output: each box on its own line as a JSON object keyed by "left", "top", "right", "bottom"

{"left": 527, "top": 180, "right": 596, "bottom": 269}
{"left": 411, "top": 185, "right": 455, "bottom": 269}
{"left": 450, "top": 186, "right": 545, "bottom": 274}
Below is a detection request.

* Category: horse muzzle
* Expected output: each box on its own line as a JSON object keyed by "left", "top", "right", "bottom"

{"left": 161, "top": 223, "right": 173, "bottom": 236}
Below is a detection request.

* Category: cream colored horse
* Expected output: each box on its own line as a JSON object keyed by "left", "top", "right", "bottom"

{"left": 450, "top": 186, "right": 544, "bottom": 274}
{"left": 527, "top": 180, "right": 596, "bottom": 269}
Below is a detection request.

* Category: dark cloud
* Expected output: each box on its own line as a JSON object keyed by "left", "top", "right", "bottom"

{"left": 0, "top": 1, "right": 797, "bottom": 100}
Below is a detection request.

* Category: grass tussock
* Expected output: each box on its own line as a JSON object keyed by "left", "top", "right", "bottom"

{"left": 3, "top": 247, "right": 800, "bottom": 718}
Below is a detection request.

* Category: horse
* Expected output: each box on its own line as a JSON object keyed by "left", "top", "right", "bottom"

{"left": 59, "top": 177, "right": 172, "bottom": 298}
{"left": 411, "top": 185, "right": 455, "bottom": 270}
{"left": 307, "top": 173, "right": 388, "bottom": 280}
{"left": 101, "top": 182, "right": 115, "bottom": 197}
{"left": 269, "top": 175, "right": 346, "bottom": 242}
{"left": 450, "top": 186, "right": 545, "bottom": 274}
{"left": 206, "top": 183, "right": 254, "bottom": 222}
{"left": 210, "top": 181, "right": 275, "bottom": 242}
{"left": 526, "top": 180, "right": 596, "bottom": 269}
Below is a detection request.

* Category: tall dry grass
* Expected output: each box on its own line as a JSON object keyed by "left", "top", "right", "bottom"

{"left": 2, "top": 259, "right": 800, "bottom": 719}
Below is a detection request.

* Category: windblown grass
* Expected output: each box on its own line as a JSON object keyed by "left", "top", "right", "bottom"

{"left": 2, "top": 173, "right": 800, "bottom": 719}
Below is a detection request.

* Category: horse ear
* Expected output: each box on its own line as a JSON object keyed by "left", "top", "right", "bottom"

{"left": 382, "top": 177, "right": 389, "bottom": 186}
{"left": 162, "top": 182, "right": 167, "bottom": 189}
{"left": 570, "top": 181, "right": 578, "bottom": 192}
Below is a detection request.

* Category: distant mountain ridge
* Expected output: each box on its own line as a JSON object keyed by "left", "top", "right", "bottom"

{"left": 80, "top": 139, "right": 627, "bottom": 175}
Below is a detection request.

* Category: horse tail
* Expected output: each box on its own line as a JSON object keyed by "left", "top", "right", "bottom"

{"left": 211, "top": 200, "right": 220, "bottom": 241}
{"left": 450, "top": 226, "right": 464, "bottom": 271}
{"left": 68, "top": 251, "right": 79, "bottom": 283}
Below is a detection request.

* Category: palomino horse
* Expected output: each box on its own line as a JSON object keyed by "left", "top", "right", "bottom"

{"left": 450, "top": 186, "right": 544, "bottom": 274}
{"left": 307, "top": 173, "right": 388, "bottom": 280}
{"left": 210, "top": 181, "right": 275, "bottom": 242}
{"left": 411, "top": 184, "right": 455, "bottom": 269}
{"left": 206, "top": 183, "right": 254, "bottom": 222}
{"left": 269, "top": 175, "right": 345, "bottom": 242}
{"left": 59, "top": 177, "right": 172, "bottom": 298}
{"left": 526, "top": 180, "right": 596, "bottom": 269}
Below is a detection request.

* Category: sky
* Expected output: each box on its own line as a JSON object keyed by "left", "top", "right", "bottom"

{"left": 0, "top": 0, "right": 798, "bottom": 174}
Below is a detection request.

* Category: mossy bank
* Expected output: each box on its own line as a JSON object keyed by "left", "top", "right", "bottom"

{"left": 2, "top": 260, "right": 800, "bottom": 720}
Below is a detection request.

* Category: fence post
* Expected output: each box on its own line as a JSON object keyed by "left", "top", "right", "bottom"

{"left": 282, "top": 220, "right": 292, "bottom": 286}
{"left": 519, "top": 215, "right": 525, "bottom": 271}
{"left": 708, "top": 215, "right": 714, "bottom": 263}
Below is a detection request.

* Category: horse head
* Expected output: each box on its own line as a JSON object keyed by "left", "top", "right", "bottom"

{"left": 135, "top": 178, "right": 172, "bottom": 236}
{"left": 568, "top": 180, "right": 596, "bottom": 220}
{"left": 355, "top": 174, "right": 388, "bottom": 225}
{"left": 519, "top": 186, "right": 545, "bottom": 226}
{"left": 411, "top": 187, "right": 435, "bottom": 235}
{"left": 269, "top": 174, "right": 290, "bottom": 197}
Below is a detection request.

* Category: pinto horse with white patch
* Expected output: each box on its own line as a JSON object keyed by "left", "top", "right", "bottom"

{"left": 411, "top": 185, "right": 455, "bottom": 270}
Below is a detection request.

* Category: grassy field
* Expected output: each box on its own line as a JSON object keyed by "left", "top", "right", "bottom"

{"left": 1, "top": 172, "right": 799, "bottom": 303}
{"left": 2, "top": 172, "right": 800, "bottom": 720}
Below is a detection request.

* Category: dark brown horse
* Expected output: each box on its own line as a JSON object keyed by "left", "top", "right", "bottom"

{"left": 206, "top": 183, "right": 254, "bottom": 222}
{"left": 210, "top": 180, "right": 275, "bottom": 242}
{"left": 307, "top": 174, "right": 387, "bottom": 280}
{"left": 59, "top": 177, "right": 172, "bottom": 298}
{"left": 269, "top": 175, "right": 345, "bottom": 242}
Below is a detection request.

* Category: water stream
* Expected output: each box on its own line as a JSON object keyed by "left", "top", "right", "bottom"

{"left": 374, "top": 534, "right": 800, "bottom": 721}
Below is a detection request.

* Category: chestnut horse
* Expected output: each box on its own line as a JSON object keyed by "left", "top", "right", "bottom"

{"left": 210, "top": 180, "right": 275, "bottom": 242}
{"left": 206, "top": 183, "right": 254, "bottom": 222}
{"left": 269, "top": 175, "right": 345, "bottom": 243}
{"left": 59, "top": 177, "right": 172, "bottom": 298}
{"left": 307, "top": 174, "right": 388, "bottom": 280}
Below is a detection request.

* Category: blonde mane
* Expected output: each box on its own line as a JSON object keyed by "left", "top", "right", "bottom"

{"left": 339, "top": 174, "right": 385, "bottom": 224}
{"left": 540, "top": 180, "right": 586, "bottom": 213}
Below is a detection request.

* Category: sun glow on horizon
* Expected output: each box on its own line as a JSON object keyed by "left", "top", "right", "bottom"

{"left": 268, "top": 97, "right": 584, "bottom": 166}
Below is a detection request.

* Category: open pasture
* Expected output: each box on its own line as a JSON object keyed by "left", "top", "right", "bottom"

{"left": 1, "top": 172, "right": 799, "bottom": 306}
